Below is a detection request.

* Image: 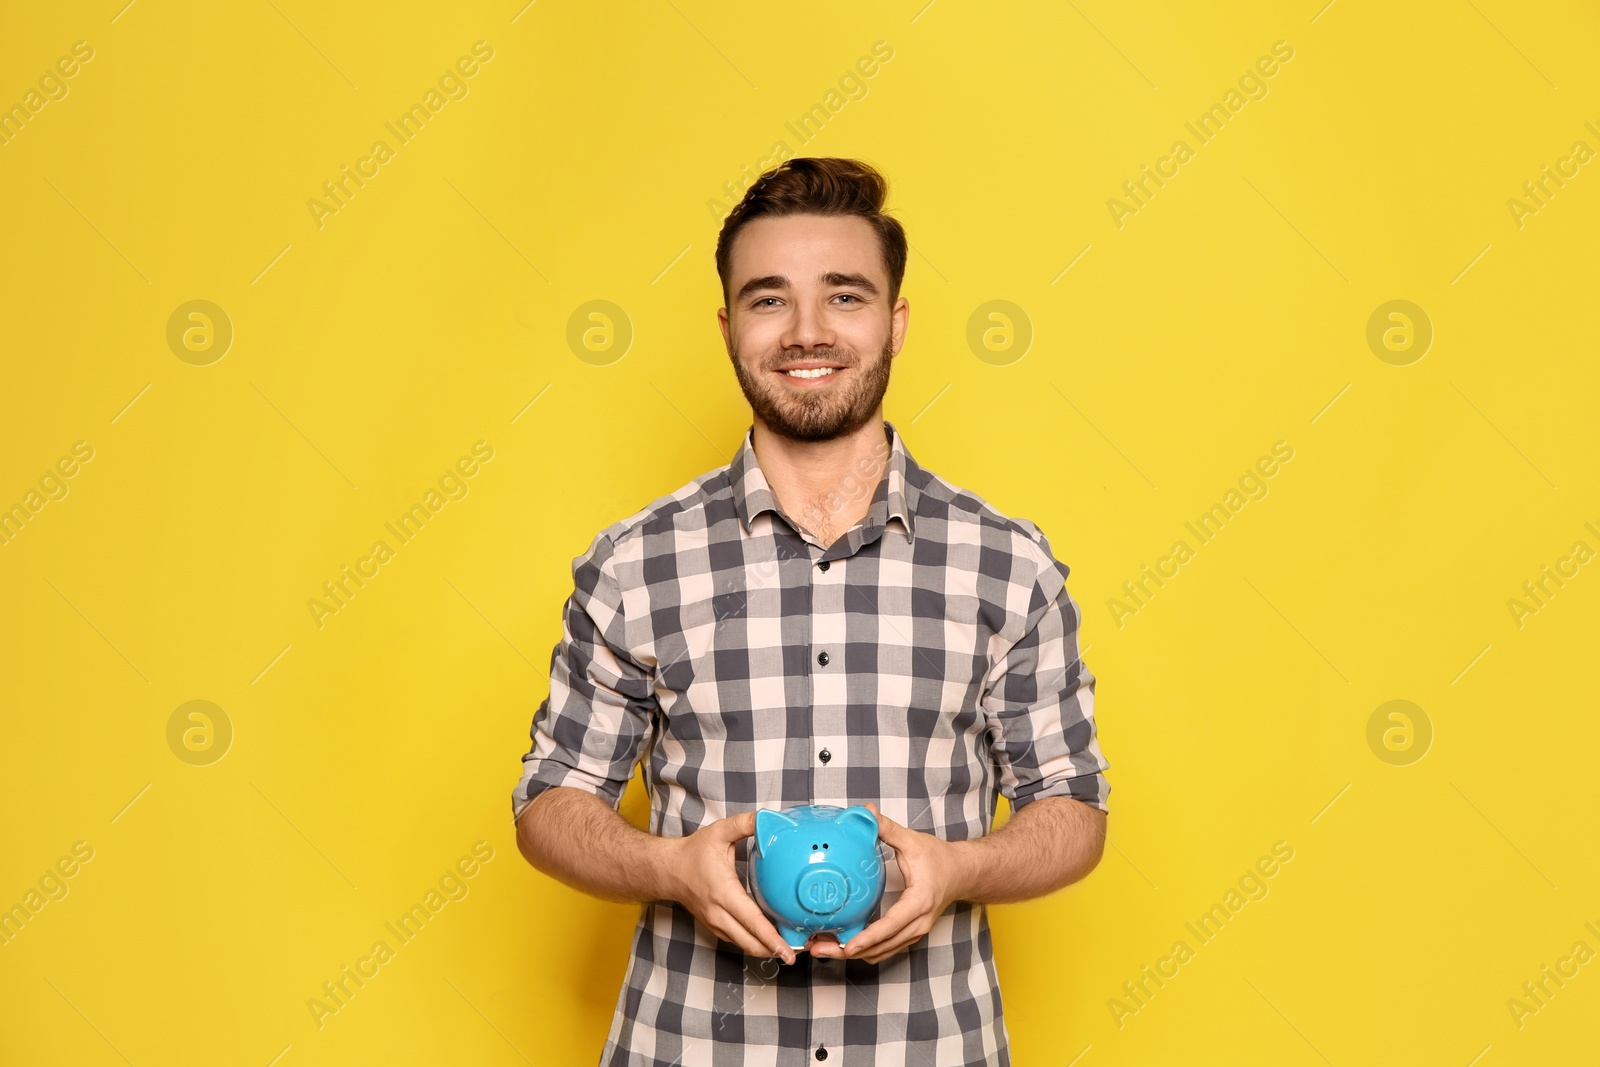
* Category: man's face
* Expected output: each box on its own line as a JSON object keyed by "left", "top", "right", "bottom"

{"left": 718, "top": 213, "right": 908, "bottom": 442}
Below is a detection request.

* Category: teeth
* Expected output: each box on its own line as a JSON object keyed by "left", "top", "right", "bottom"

{"left": 784, "top": 367, "right": 837, "bottom": 379}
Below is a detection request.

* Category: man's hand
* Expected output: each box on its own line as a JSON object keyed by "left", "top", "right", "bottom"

{"left": 662, "top": 810, "right": 797, "bottom": 965}
{"left": 809, "top": 801, "right": 970, "bottom": 965}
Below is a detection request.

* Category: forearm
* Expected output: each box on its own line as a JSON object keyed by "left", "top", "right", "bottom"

{"left": 951, "top": 796, "right": 1106, "bottom": 905}
{"left": 515, "top": 786, "right": 682, "bottom": 905}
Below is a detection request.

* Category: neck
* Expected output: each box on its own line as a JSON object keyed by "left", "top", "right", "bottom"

{"left": 750, "top": 412, "right": 890, "bottom": 547}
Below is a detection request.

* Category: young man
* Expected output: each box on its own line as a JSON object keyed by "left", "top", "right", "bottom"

{"left": 512, "top": 157, "right": 1110, "bottom": 1066}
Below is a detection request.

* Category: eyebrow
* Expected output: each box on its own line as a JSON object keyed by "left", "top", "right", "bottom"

{"left": 735, "top": 271, "right": 881, "bottom": 304}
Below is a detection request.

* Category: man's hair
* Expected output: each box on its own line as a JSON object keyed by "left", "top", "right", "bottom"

{"left": 715, "top": 157, "right": 908, "bottom": 308}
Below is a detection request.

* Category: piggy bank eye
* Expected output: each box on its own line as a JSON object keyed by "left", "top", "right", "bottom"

{"left": 823, "top": 843, "right": 829, "bottom": 849}
{"left": 812, "top": 844, "right": 818, "bottom": 850}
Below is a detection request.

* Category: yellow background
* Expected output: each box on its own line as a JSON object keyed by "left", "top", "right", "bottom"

{"left": 2, "top": 0, "right": 1597, "bottom": 1063}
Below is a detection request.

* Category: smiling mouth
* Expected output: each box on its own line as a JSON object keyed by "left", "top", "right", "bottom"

{"left": 781, "top": 367, "right": 840, "bottom": 379}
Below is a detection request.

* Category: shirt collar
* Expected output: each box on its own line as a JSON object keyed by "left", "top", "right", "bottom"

{"left": 730, "top": 420, "right": 919, "bottom": 543}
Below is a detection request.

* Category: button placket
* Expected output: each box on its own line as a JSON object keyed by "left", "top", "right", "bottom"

{"left": 810, "top": 553, "right": 848, "bottom": 801}
{"left": 809, "top": 957, "right": 846, "bottom": 1062}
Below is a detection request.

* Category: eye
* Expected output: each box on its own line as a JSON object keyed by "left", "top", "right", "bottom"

{"left": 812, "top": 844, "right": 818, "bottom": 850}
{"left": 822, "top": 843, "right": 829, "bottom": 849}
{"left": 753, "top": 297, "right": 780, "bottom": 308}
{"left": 834, "top": 294, "right": 858, "bottom": 305}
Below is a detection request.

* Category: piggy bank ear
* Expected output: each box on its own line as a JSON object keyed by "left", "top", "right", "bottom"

{"left": 754, "top": 809, "right": 799, "bottom": 855}
{"left": 838, "top": 806, "right": 880, "bottom": 843}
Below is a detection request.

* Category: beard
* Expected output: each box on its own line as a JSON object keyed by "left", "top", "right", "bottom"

{"left": 729, "top": 331, "right": 895, "bottom": 442}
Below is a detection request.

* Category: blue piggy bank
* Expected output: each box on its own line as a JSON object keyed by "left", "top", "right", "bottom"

{"left": 750, "top": 804, "right": 886, "bottom": 951}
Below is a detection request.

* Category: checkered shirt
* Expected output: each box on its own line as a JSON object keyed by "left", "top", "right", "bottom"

{"left": 512, "top": 421, "right": 1109, "bottom": 1066}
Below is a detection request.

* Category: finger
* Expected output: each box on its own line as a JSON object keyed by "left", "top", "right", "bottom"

{"left": 721, "top": 890, "right": 796, "bottom": 963}
{"left": 716, "top": 811, "right": 756, "bottom": 868}
{"left": 861, "top": 927, "right": 926, "bottom": 964}
{"left": 811, "top": 942, "right": 845, "bottom": 960}
{"left": 869, "top": 914, "right": 938, "bottom": 961}
{"left": 711, "top": 902, "right": 793, "bottom": 962}
{"left": 718, "top": 810, "right": 756, "bottom": 841}
{"left": 851, "top": 916, "right": 927, "bottom": 964}
{"left": 864, "top": 801, "right": 903, "bottom": 846}
{"left": 841, "top": 896, "right": 921, "bottom": 957}
{"left": 706, "top": 906, "right": 772, "bottom": 959}
{"left": 873, "top": 810, "right": 913, "bottom": 848}
{"left": 806, "top": 934, "right": 844, "bottom": 959}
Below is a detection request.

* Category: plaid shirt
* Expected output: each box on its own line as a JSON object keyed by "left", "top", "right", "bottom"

{"left": 512, "top": 421, "right": 1109, "bottom": 1066}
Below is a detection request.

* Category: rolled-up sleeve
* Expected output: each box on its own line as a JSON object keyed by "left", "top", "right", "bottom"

{"left": 511, "top": 531, "right": 657, "bottom": 823}
{"left": 981, "top": 541, "right": 1110, "bottom": 814}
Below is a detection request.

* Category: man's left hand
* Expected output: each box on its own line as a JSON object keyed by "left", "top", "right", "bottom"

{"left": 808, "top": 801, "right": 970, "bottom": 965}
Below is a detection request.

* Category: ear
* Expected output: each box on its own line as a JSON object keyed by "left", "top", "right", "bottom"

{"left": 838, "top": 806, "right": 879, "bottom": 843}
{"left": 754, "top": 808, "right": 799, "bottom": 855}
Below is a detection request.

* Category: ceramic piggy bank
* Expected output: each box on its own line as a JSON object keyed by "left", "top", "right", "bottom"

{"left": 750, "top": 804, "right": 887, "bottom": 951}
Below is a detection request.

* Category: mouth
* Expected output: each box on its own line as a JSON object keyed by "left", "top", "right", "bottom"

{"left": 773, "top": 362, "right": 846, "bottom": 384}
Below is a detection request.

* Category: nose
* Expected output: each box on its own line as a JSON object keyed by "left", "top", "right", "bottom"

{"left": 779, "top": 295, "right": 836, "bottom": 354}
{"left": 797, "top": 867, "right": 849, "bottom": 916}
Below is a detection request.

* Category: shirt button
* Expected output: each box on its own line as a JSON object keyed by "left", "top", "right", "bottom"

{"left": 815, "top": 1046, "right": 828, "bottom": 1060}
{"left": 817, "top": 651, "right": 830, "bottom": 667}
{"left": 818, "top": 560, "right": 830, "bottom": 572}
{"left": 819, "top": 747, "right": 831, "bottom": 763}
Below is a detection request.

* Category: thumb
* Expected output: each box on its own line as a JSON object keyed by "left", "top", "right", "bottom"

{"left": 867, "top": 804, "right": 908, "bottom": 844}
{"left": 722, "top": 809, "right": 757, "bottom": 839}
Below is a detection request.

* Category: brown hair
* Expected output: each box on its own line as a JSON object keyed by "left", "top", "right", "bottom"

{"left": 715, "top": 156, "right": 908, "bottom": 308}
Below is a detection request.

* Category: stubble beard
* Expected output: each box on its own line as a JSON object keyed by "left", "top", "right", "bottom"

{"left": 729, "top": 331, "right": 895, "bottom": 442}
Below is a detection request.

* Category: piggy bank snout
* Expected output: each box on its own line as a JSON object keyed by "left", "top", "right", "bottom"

{"left": 796, "top": 867, "right": 850, "bottom": 916}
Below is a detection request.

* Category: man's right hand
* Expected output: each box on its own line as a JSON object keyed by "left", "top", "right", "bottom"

{"left": 661, "top": 810, "right": 796, "bottom": 964}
